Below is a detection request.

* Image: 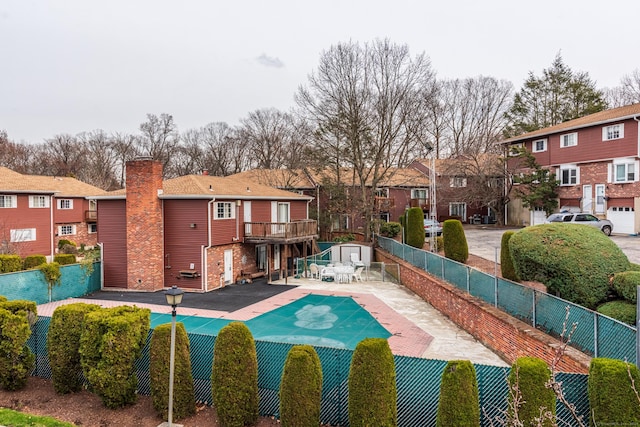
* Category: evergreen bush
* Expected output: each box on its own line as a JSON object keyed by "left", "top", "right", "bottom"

{"left": 279, "top": 345, "right": 323, "bottom": 427}
{"left": 0, "top": 302, "right": 36, "bottom": 391}
{"left": 348, "top": 338, "right": 397, "bottom": 427}
{"left": 508, "top": 357, "right": 555, "bottom": 426}
{"left": 0, "top": 255, "right": 23, "bottom": 273}
{"left": 405, "top": 207, "right": 425, "bottom": 249}
{"left": 79, "top": 305, "right": 150, "bottom": 408}
{"left": 23, "top": 255, "right": 47, "bottom": 269}
{"left": 150, "top": 323, "right": 195, "bottom": 421}
{"left": 588, "top": 357, "right": 640, "bottom": 425}
{"left": 500, "top": 231, "right": 520, "bottom": 281}
{"left": 611, "top": 271, "right": 640, "bottom": 303}
{"left": 48, "top": 303, "right": 100, "bottom": 394}
{"left": 597, "top": 300, "right": 636, "bottom": 325}
{"left": 436, "top": 360, "right": 479, "bottom": 427}
{"left": 211, "top": 322, "right": 259, "bottom": 427}
{"left": 509, "top": 223, "right": 629, "bottom": 309}
{"left": 57, "top": 239, "right": 75, "bottom": 249}
{"left": 380, "top": 221, "right": 402, "bottom": 238}
{"left": 54, "top": 254, "right": 76, "bottom": 265}
{"left": 442, "top": 219, "right": 468, "bottom": 263}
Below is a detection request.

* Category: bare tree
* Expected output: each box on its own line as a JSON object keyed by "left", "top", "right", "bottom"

{"left": 297, "top": 39, "right": 436, "bottom": 241}
{"left": 138, "top": 113, "right": 180, "bottom": 177}
{"left": 605, "top": 69, "right": 640, "bottom": 107}
{"left": 111, "top": 133, "right": 140, "bottom": 188}
{"left": 39, "top": 134, "right": 88, "bottom": 177}
{"left": 77, "top": 130, "right": 120, "bottom": 190}
{"left": 0, "top": 130, "right": 32, "bottom": 173}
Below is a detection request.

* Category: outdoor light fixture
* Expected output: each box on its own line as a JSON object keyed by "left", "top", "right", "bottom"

{"left": 162, "top": 285, "right": 184, "bottom": 427}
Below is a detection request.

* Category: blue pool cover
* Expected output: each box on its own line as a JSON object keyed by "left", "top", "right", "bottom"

{"left": 150, "top": 294, "right": 391, "bottom": 349}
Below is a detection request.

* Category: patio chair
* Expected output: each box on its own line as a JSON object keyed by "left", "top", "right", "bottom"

{"left": 309, "top": 263, "right": 320, "bottom": 279}
{"left": 352, "top": 266, "right": 364, "bottom": 282}
{"left": 320, "top": 267, "right": 336, "bottom": 281}
{"left": 350, "top": 253, "right": 364, "bottom": 267}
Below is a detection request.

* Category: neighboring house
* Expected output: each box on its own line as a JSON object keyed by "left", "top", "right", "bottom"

{"left": 93, "top": 159, "right": 317, "bottom": 292}
{"left": 411, "top": 155, "right": 503, "bottom": 224}
{"left": 502, "top": 103, "right": 640, "bottom": 234}
{"left": 0, "top": 166, "right": 105, "bottom": 257}
{"left": 233, "top": 167, "right": 432, "bottom": 238}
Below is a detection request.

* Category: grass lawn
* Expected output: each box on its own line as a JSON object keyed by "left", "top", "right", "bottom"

{"left": 0, "top": 408, "right": 74, "bottom": 427}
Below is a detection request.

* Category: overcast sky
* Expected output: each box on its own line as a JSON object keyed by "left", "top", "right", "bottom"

{"left": 1, "top": 0, "right": 638, "bottom": 144}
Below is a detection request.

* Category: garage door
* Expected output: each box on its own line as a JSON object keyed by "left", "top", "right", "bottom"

{"left": 607, "top": 207, "right": 635, "bottom": 235}
{"left": 531, "top": 207, "right": 547, "bottom": 225}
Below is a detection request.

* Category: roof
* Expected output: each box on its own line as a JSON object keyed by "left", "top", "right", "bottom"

{"left": 227, "top": 169, "right": 316, "bottom": 189}
{"left": 502, "top": 103, "right": 640, "bottom": 144}
{"left": 0, "top": 167, "right": 107, "bottom": 197}
{"left": 306, "top": 167, "right": 430, "bottom": 187}
{"left": 95, "top": 174, "right": 313, "bottom": 201}
{"left": 414, "top": 154, "right": 502, "bottom": 176}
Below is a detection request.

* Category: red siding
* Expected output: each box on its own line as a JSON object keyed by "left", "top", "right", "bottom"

{"left": 0, "top": 194, "right": 52, "bottom": 257}
{"left": 289, "top": 200, "right": 308, "bottom": 220}
{"left": 53, "top": 197, "right": 85, "bottom": 223}
{"left": 163, "top": 200, "right": 208, "bottom": 289}
{"left": 98, "top": 200, "right": 127, "bottom": 288}
{"left": 250, "top": 200, "right": 272, "bottom": 222}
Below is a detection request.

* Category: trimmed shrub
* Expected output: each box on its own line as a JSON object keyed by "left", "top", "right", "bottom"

{"left": 436, "top": 360, "right": 479, "bottom": 427}
{"left": 23, "top": 255, "right": 47, "bottom": 269}
{"left": 211, "top": 322, "right": 259, "bottom": 427}
{"left": 443, "top": 219, "right": 468, "bottom": 263}
{"left": 279, "top": 345, "right": 322, "bottom": 427}
{"left": 39, "top": 262, "right": 62, "bottom": 302}
{"left": 0, "top": 296, "right": 6, "bottom": 303}
{"left": 0, "top": 254, "right": 23, "bottom": 273}
{"left": 79, "top": 306, "right": 150, "bottom": 408}
{"left": 434, "top": 235, "right": 444, "bottom": 252}
{"left": 500, "top": 231, "right": 520, "bottom": 281}
{"left": 48, "top": 303, "right": 100, "bottom": 394}
{"left": 0, "top": 300, "right": 38, "bottom": 327}
{"left": 509, "top": 224, "right": 629, "bottom": 309}
{"left": 57, "top": 239, "right": 75, "bottom": 249}
{"left": 508, "top": 357, "right": 555, "bottom": 426}
{"left": 405, "top": 207, "right": 426, "bottom": 249}
{"left": 348, "top": 338, "right": 397, "bottom": 427}
{"left": 0, "top": 304, "right": 36, "bottom": 391}
{"left": 597, "top": 300, "right": 636, "bottom": 325}
{"left": 54, "top": 254, "right": 76, "bottom": 265}
{"left": 150, "top": 323, "right": 195, "bottom": 421}
{"left": 629, "top": 262, "right": 640, "bottom": 271}
{"left": 588, "top": 357, "right": 640, "bottom": 425}
{"left": 611, "top": 271, "right": 640, "bottom": 303}
{"left": 380, "top": 221, "right": 402, "bottom": 238}
{"left": 60, "top": 244, "right": 79, "bottom": 255}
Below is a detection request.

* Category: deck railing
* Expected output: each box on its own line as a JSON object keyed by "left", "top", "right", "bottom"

{"left": 244, "top": 219, "right": 317, "bottom": 240}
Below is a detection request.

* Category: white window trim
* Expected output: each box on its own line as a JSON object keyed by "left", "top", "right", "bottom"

{"left": 610, "top": 158, "right": 638, "bottom": 183}
{"left": 532, "top": 138, "right": 547, "bottom": 153}
{"left": 0, "top": 195, "right": 17, "bottom": 208}
{"left": 411, "top": 188, "right": 428, "bottom": 199}
{"left": 557, "top": 164, "right": 580, "bottom": 186}
{"left": 602, "top": 124, "right": 624, "bottom": 141}
{"left": 560, "top": 132, "right": 578, "bottom": 148}
{"left": 58, "top": 224, "right": 76, "bottom": 236}
{"left": 10, "top": 228, "right": 36, "bottom": 242}
{"left": 29, "top": 195, "right": 50, "bottom": 208}
{"left": 88, "top": 223, "right": 97, "bottom": 234}
{"left": 449, "top": 177, "right": 467, "bottom": 188}
{"left": 57, "top": 199, "right": 74, "bottom": 210}
{"left": 214, "top": 201, "right": 235, "bottom": 219}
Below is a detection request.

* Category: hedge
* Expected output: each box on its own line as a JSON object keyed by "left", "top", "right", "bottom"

{"left": 597, "top": 300, "right": 636, "bottom": 325}
{"left": 611, "top": 271, "right": 640, "bottom": 304}
{"left": 588, "top": 358, "right": 640, "bottom": 424}
{"left": 508, "top": 357, "right": 555, "bottom": 426}
{"left": 443, "top": 219, "right": 468, "bottom": 263}
{"left": 54, "top": 254, "right": 77, "bottom": 265}
{"left": 0, "top": 300, "right": 37, "bottom": 391}
{"left": 279, "top": 345, "right": 323, "bottom": 427}
{"left": 23, "top": 255, "right": 47, "bottom": 270}
{"left": 0, "top": 255, "right": 22, "bottom": 273}
{"left": 405, "top": 207, "right": 426, "bottom": 249}
{"left": 436, "top": 360, "right": 479, "bottom": 427}
{"left": 500, "top": 231, "right": 519, "bottom": 281}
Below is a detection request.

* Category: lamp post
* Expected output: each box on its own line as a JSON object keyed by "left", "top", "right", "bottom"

{"left": 164, "top": 285, "right": 184, "bottom": 427}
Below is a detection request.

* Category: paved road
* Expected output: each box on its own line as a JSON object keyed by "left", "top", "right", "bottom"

{"left": 464, "top": 225, "right": 640, "bottom": 265}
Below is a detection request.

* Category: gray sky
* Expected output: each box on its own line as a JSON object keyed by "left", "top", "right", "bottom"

{"left": 1, "top": 0, "right": 638, "bottom": 144}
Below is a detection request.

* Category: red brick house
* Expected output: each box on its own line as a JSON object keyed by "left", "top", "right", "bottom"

{"left": 0, "top": 167, "right": 104, "bottom": 258}
{"left": 502, "top": 103, "right": 640, "bottom": 234}
{"left": 93, "top": 159, "right": 317, "bottom": 292}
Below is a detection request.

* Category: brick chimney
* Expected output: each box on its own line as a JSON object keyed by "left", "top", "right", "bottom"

{"left": 125, "top": 158, "right": 164, "bottom": 291}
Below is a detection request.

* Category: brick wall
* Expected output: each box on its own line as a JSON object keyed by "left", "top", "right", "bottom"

{"left": 375, "top": 249, "right": 591, "bottom": 373}
{"left": 125, "top": 160, "right": 164, "bottom": 291}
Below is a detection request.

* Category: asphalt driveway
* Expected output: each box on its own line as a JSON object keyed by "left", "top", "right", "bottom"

{"left": 464, "top": 225, "right": 640, "bottom": 265}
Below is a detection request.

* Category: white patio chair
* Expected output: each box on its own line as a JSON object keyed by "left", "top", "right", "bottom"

{"left": 352, "top": 266, "right": 364, "bottom": 282}
{"left": 308, "top": 263, "right": 320, "bottom": 279}
{"left": 320, "top": 267, "right": 336, "bottom": 281}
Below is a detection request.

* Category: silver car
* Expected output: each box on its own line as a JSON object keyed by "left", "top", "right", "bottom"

{"left": 545, "top": 212, "right": 614, "bottom": 236}
{"left": 424, "top": 219, "right": 443, "bottom": 236}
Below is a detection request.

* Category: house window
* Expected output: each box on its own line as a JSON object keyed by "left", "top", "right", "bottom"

{"left": 532, "top": 139, "right": 547, "bottom": 153}
{"left": 559, "top": 166, "right": 579, "bottom": 185}
{"left": 58, "top": 225, "right": 76, "bottom": 236}
{"left": 614, "top": 162, "right": 636, "bottom": 183}
{"left": 376, "top": 188, "right": 389, "bottom": 198}
{"left": 215, "top": 202, "right": 234, "bottom": 219}
{"left": 509, "top": 142, "right": 524, "bottom": 155}
{"left": 0, "top": 195, "right": 17, "bottom": 208}
{"left": 88, "top": 223, "right": 97, "bottom": 234}
{"left": 449, "top": 202, "right": 466, "bottom": 219}
{"left": 10, "top": 228, "right": 36, "bottom": 242}
{"left": 411, "top": 189, "right": 427, "bottom": 199}
{"left": 560, "top": 133, "right": 577, "bottom": 147}
{"left": 29, "top": 195, "right": 50, "bottom": 208}
{"left": 450, "top": 177, "right": 467, "bottom": 188}
{"left": 57, "top": 199, "right": 73, "bottom": 209}
{"left": 603, "top": 124, "right": 624, "bottom": 141}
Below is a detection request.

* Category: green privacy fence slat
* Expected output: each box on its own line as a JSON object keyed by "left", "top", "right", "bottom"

{"left": 28, "top": 316, "right": 591, "bottom": 426}
{"left": 377, "top": 235, "right": 636, "bottom": 362}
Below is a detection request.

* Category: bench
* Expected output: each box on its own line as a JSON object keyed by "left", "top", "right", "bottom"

{"left": 239, "top": 269, "right": 266, "bottom": 283}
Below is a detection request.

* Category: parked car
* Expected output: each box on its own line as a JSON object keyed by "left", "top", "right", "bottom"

{"left": 544, "top": 212, "right": 614, "bottom": 236}
{"left": 424, "top": 219, "right": 443, "bottom": 236}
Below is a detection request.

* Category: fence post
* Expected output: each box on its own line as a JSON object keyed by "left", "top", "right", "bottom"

{"left": 532, "top": 290, "right": 537, "bottom": 327}
{"left": 494, "top": 247, "right": 498, "bottom": 308}
{"left": 594, "top": 312, "right": 599, "bottom": 358}
{"left": 637, "top": 285, "right": 640, "bottom": 367}
{"left": 466, "top": 266, "right": 470, "bottom": 293}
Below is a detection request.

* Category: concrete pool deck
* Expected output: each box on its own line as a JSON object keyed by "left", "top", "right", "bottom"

{"left": 36, "top": 277, "right": 508, "bottom": 366}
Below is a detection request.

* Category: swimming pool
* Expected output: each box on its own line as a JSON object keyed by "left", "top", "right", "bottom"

{"left": 150, "top": 294, "right": 391, "bottom": 349}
